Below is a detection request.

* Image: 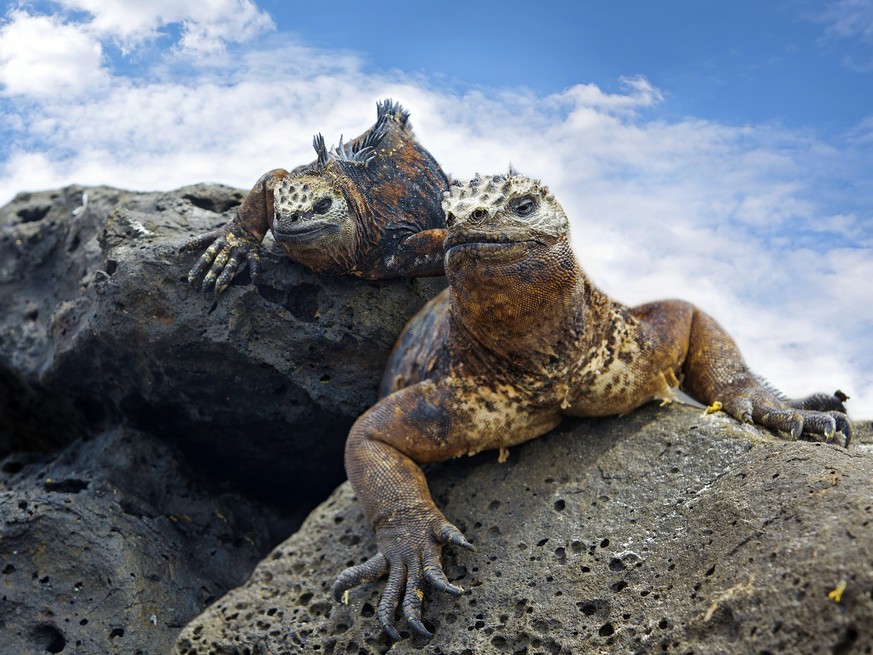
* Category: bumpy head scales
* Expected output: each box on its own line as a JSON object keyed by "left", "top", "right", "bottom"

{"left": 273, "top": 175, "right": 349, "bottom": 228}
{"left": 441, "top": 172, "right": 567, "bottom": 238}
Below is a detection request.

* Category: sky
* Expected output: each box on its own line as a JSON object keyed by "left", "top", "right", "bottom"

{"left": 1, "top": 1, "right": 872, "bottom": 418}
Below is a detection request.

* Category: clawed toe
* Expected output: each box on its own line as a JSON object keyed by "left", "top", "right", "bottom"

{"left": 436, "top": 523, "right": 475, "bottom": 551}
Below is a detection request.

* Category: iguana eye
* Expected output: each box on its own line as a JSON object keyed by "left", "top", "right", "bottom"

{"left": 511, "top": 195, "right": 536, "bottom": 218}
{"left": 471, "top": 209, "right": 488, "bottom": 221}
{"left": 313, "top": 197, "right": 333, "bottom": 214}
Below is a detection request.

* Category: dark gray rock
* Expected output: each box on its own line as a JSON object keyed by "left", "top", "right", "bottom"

{"left": 0, "top": 184, "right": 444, "bottom": 499}
{"left": 174, "top": 405, "right": 873, "bottom": 655}
{"left": 0, "top": 426, "right": 300, "bottom": 655}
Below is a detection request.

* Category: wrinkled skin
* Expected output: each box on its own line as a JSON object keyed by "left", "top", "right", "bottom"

{"left": 184, "top": 100, "right": 448, "bottom": 294}
{"left": 333, "top": 173, "right": 852, "bottom": 640}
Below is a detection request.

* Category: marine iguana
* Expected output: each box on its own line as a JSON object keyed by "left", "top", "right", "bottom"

{"left": 185, "top": 100, "right": 448, "bottom": 294}
{"left": 331, "top": 173, "right": 852, "bottom": 640}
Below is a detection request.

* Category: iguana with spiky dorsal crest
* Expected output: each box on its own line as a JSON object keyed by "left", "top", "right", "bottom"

{"left": 332, "top": 172, "right": 853, "bottom": 641}
{"left": 185, "top": 100, "right": 449, "bottom": 293}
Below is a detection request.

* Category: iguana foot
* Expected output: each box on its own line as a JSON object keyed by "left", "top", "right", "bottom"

{"left": 184, "top": 221, "right": 262, "bottom": 294}
{"left": 332, "top": 515, "right": 472, "bottom": 641}
{"left": 718, "top": 386, "right": 852, "bottom": 447}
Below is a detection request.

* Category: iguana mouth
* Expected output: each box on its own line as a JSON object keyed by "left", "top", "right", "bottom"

{"left": 445, "top": 236, "right": 541, "bottom": 262}
{"left": 271, "top": 220, "right": 340, "bottom": 243}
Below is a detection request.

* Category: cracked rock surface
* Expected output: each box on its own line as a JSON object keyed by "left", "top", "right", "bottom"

{"left": 0, "top": 184, "right": 444, "bottom": 500}
{"left": 175, "top": 405, "right": 873, "bottom": 655}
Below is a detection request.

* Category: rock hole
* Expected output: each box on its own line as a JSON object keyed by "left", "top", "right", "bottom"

{"left": 611, "top": 580, "right": 628, "bottom": 592}
{"left": 554, "top": 499, "right": 566, "bottom": 511}
{"left": 287, "top": 284, "right": 321, "bottom": 322}
{"left": 43, "top": 479, "right": 90, "bottom": 494}
{"left": 608, "top": 557, "right": 626, "bottom": 572}
{"left": 30, "top": 623, "right": 66, "bottom": 653}
{"left": 183, "top": 193, "right": 242, "bottom": 214}
{"left": 67, "top": 232, "right": 81, "bottom": 253}
{"left": 2, "top": 460, "right": 24, "bottom": 474}
{"left": 833, "top": 625, "right": 858, "bottom": 655}
{"left": 109, "top": 628, "right": 124, "bottom": 639}
{"left": 17, "top": 206, "right": 51, "bottom": 223}
{"left": 598, "top": 622, "right": 615, "bottom": 637}
{"left": 704, "top": 565, "right": 716, "bottom": 577}
{"left": 2, "top": 564, "right": 14, "bottom": 574}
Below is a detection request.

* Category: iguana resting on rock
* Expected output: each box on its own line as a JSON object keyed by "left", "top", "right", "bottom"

{"left": 332, "top": 173, "right": 852, "bottom": 641}
{"left": 185, "top": 100, "right": 448, "bottom": 293}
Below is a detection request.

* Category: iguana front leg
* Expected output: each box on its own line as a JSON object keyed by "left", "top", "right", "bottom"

{"left": 636, "top": 300, "right": 852, "bottom": 445}
{"left": 361, "top": 228, "right": 447, "bottom": 279}
{"left": 185, "top": 169, "right": 289, "bottom": 294}
{"left": 334, "top": 378, "right": 560, "bottom": 640}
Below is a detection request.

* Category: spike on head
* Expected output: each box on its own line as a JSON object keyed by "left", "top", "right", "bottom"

{"left": 376, "top": 98, "right": 410, "bottom": 127}
{"left": 313, "top": 133, "right": 329, "bottom": 168}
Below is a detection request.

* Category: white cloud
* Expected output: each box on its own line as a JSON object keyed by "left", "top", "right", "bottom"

{"left": 0, "top": 10, "right": 107, "bottom": 96}
{"left": 51, "top": 0, "right": 274, "bottom": 54}
{"left": 819, "top": 0, "right": 873, "bottom": 43}
{"left": 815, "top": 0, "right": 873, "bottom": 71}
{"left": 1, "top": 33, "right": 871, "bottom": 418}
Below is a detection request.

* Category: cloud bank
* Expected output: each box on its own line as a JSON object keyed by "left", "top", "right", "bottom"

{"left": 1, "top": 3, "right": 871, "bottom": 417}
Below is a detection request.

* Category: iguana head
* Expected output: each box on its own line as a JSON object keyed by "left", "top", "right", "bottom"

{"left": 441, "top": 173, "right": 571, "bottom": 271}
{"left": 271, "top": 174, "right": 355, "bottom": 249}
{"left": 440, "top": 172, "right": 580, "bottom": 339}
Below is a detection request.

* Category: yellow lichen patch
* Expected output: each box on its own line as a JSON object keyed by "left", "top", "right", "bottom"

{"left": 828, "top": 579, "right": 847, "bottom": 603}
{"left": 415, "top": 589, "right": 425, "bottom": 601}
{"left": 704, "top": 400, "right": 723, "bottom": 415}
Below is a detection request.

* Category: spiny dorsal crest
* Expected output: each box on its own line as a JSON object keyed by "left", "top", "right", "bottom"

{"left": 376, "top": 99, "right": 411, "bottom": 130}
{"left": 310, "top": 99, "right": 408, "bottom": 171}
{"left": 312, "top": 132, "right": 377, "bottom": 168}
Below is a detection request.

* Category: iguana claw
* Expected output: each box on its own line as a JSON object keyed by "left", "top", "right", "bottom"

{"left": 331, "top": 512, "right": 471, "bottom": 642}
{"left": 186, "top": 220, "right": 261, "bottom": 295}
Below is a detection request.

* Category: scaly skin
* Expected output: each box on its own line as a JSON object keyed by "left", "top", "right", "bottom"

{"left": 185, "top": 100, "right": 449, "bottom": 294}
{"left": 333, "top": 173, "right": 852, "bottom": 641}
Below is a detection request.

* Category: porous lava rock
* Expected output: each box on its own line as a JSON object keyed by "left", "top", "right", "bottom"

{"left": 0, "top": 184, "right": 444, "bottom": 500}
{"left": 0, "top": 426, "right": 300, "bottom": 655}
{"left": 175, "top": 404, "right": 873, "bottom": 655}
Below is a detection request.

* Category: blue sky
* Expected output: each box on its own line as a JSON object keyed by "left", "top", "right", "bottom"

{"left": 1, "top": 0, "right": 872, "bottom": 417}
